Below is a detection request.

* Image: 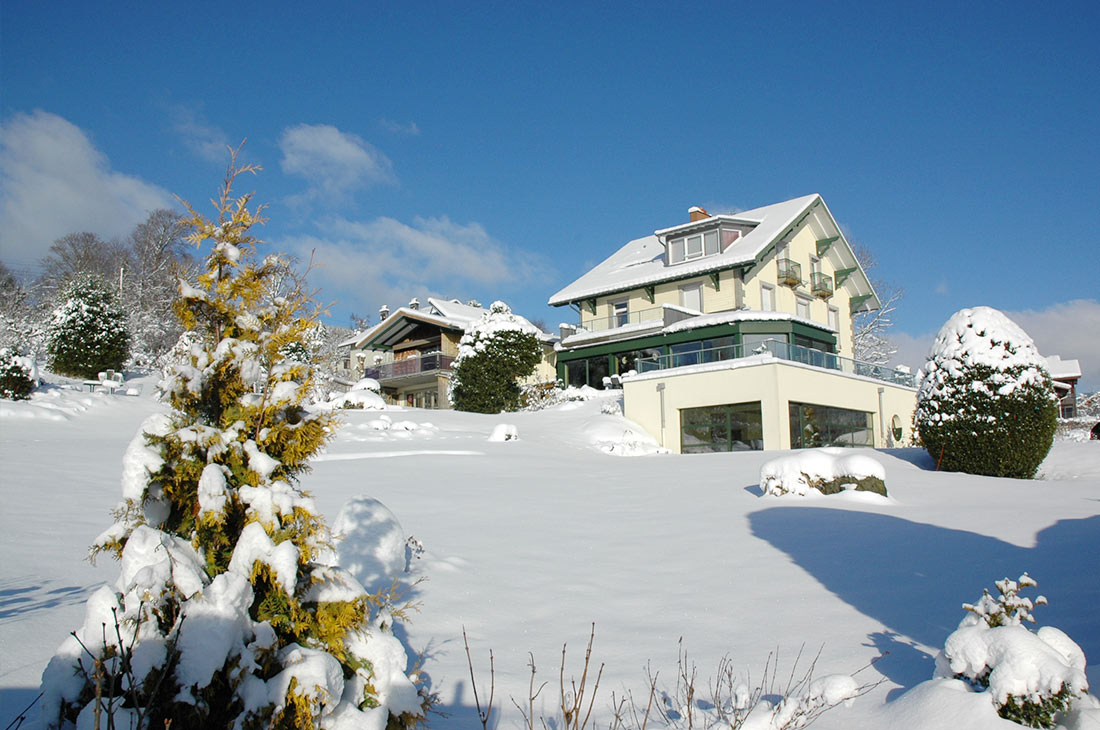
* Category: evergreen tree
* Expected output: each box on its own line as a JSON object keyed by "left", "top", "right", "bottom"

{"left": 915, "top": 306, "right": 1058, "bottom": 478}
{"left": 40, "top": 152, "right": 428, "bottom": 729}
{"left": 46, "top": 273, "right": 130, "bottom": 378}
{"left": 449, "top": 301, "right": 542, "bottom": 413}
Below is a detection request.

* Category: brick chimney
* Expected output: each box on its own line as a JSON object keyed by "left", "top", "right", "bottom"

{"left": 688, "top": 206, "right": 709, "bottom": 222}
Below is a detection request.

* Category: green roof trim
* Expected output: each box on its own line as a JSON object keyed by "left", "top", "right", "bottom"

{"left": 816, "top": 236, "right": 839, "bottom": 256}
{"left": 834, "top": 266, "right": 858, "bottom": 287}
{"left": 849, "top": 294, "right": 873, "bottom": 314}
{"left": 644, "top": 285, "right": 655, "bottom": 303}
{"left": 709, "top": 272, "right": 721, "bottom": 291}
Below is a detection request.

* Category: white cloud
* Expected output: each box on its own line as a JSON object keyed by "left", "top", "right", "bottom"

{"left": 278, "top": 124, "right": 394, "bottom": 204}
{"left": 891, "top": 299, "right": 1100, "bottom": 391}
{"left": 170, "top": 105, "right": 231, "bottom": 163}
{"left": 0, "top": 110, "right": 175, "bottom": 269}
{"left": 279, "top": 215, "right": 550, "bottom": 322}
{"left": 379, "top": 118, "right": 420, "bottom": 136}
{"left": 934, "top": 278, "right": 949, "bottom": 295}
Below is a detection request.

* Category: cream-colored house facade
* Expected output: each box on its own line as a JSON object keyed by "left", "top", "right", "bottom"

{"left": 348, "top": 297, "right": 557, "bottom": 409}
{"left": 548, "top": 194, "right": 916, "bottom": 452}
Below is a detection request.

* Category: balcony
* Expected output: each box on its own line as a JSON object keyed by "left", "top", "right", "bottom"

{"left": 810, "top": 272, "right": 834, "bottom": 298}
{"left": 633, "top": 338, "right": 917, "bottom": 388}
{"left": 777, "top": 258, "right": 802, "bottom": 287}
{"left": 364, "top": 352, "right": 455, "bottom": 382}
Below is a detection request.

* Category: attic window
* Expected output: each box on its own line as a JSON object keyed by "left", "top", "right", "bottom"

{"left": 668, "top": 226, "right": 742, "bottom": 265}
{"left": 669, "top": 229, "right": 719, "bottom": 264}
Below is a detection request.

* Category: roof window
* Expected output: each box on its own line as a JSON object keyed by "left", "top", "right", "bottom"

{"left": 667, "top": 226, "right": 742, "bottom": 265}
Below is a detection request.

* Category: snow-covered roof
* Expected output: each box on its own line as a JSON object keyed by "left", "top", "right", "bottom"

{"left": 351, "top": 298, "right": 553, "bottom": 350}
{"left": 1044, "top": 355, "right": 1082, "bottom": 381}
{"left": 549, "top": 194, "right": 870, "bottom": 307}
{"left": 559, "top": 308, "right": 833, "bottom": 349}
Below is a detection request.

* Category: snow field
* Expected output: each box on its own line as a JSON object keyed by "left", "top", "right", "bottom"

{"left": 2, "top": 385, "right": 1098, "bottom": 728}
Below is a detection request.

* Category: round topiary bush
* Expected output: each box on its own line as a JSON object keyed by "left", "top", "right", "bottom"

{"left": 915, "top": 306, "right": 1057, "bottom": 478}
{"left": 0, "top": 348, "right": 35, "bottom": 400}
{"left": 46, "top": 273, "right": 130, "bottom": 379}
{"left": 449, "top": 301, "right": 542, "bottom": 413}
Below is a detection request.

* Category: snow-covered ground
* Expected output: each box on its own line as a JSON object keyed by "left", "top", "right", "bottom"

{"left": 2, "top": 383, "right": 1098, "bottom": 728}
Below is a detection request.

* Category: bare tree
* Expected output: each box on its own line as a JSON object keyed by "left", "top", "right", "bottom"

{"left": 39, "top": 232, "right": 131, "bottom": 294}
{"left": 851, "top": 243, "right": 902, "bottom": 366}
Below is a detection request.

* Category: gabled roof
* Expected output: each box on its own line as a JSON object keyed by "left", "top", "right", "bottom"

{"left": 1044, "top": 355, "right": 1082, "bottom": 381}
{"left": 350, "top": 297, "right": 554, "bottom": 350}
{"left": 547, "top": 194, "right": 878, "bottom": 312}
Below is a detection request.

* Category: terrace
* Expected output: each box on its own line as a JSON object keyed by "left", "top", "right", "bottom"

{"left": 633, "top": 338, "right": 916, "bottom": 387}
{"left": 364, "top": 352, "right": 455, "bottom": 381}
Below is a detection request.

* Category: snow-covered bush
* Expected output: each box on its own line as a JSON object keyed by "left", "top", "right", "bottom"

{"left": 760, "top": 448, "right": 887, "bottom": 497}
{"left": 0, "top": 347, "right": 35, "bottom": 400}
{"left": 449, "top": 301, "right": 542, "bottom": 414}
{"left": 46, "top": 273, "right": 130, "bottom": 379}
{"left": 935, "top": 573, "right": 1089, "bottom": 727}
{"left": 915, "top": 307, "right": 1058, "bottom": 479}
{"left": 40, "top": 155, "right": 428, "bottom": 729}
{"left": 488, "top": 423, "right": 519, "bottom": 442}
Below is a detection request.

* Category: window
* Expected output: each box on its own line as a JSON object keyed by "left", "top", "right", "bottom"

{"left": 681, "top": 402, "right": 764, "bottom": 453}
{"left": 828, "top": 306, "right": 839, "bottom": 331}
{"left": 788, "top": 402, "right": 873, "bottom": 448}
{"left": 612, "top": 299, "right": 629, "bottom": 327}
{"left": 721, "top": 228, "right": 741, "bottom": 250}
{"left": 796, "top": 295, "right": 811, "bottom": 319}
{"left": 565, "top": 355, "right": 610, "bottom": 389}
{"left": 810, "top": 256, "right": 821, "bottom": 276}
{"left": 680, "top": 283, "right": 702, "bottom": 311}
{"left": 742, "top": 333, "right": 785, "bottom": 354}
{"left": 669, "top": 228, "right": 723, "bottom": 264}
{"left": 761, "top": 283, "right": 775, "bottom": 311}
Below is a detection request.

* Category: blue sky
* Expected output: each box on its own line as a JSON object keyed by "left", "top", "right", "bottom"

{"left": 2, "top": 2, "right": 1098, "bottom": 386}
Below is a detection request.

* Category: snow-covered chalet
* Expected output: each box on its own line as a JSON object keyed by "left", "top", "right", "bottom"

{"left": 548, "top": 194, "right": 917, "bottom": 452}
{"left": 346, "top": 297, "right": 556, "bottom": 408}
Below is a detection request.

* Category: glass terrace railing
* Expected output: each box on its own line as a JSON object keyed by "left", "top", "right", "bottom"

{"left": 578, "top": 305, "right": 668, "bottom": 332}
{"left": 810, "top": 272, "right": 834, "bottom": 297}
{"left": 364, "top": 352, "right": 455, "bottom": 381}
{"left": 633, "top": 339, "right": 917, "bottom": 387}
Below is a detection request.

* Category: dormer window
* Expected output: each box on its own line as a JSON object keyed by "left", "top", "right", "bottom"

{"left": 668, "top": 228, "right": 728, "bottom": 264}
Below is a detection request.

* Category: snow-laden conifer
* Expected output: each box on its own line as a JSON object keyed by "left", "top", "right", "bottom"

{"left": 915, "top": 306, "right": 1057, "bottom": 478}
{"left": 448, "top": 301, "right": 542, "bottom": 413}
{"left": 46, "top": 273, "right": 130, "bottom": 379}
{"left": 40, "top": 151, "right": 428, "bottom": 730}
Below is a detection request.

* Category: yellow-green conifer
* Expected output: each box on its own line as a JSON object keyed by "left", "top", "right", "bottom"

{"left": 40, "top": 149, "right": 429, "bottom": 730}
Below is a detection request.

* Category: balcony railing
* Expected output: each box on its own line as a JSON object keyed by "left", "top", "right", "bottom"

{"left": 364, "top": 352, "right": 454, "bottom": 381}
{"left": 810, "top": 272, "right": 834, "bottom": 298}
{"left": 633, "top": 338, "right": 917, "bottom": 387}
{"left": 777, "top": 258, "right": 802, "bottom": 287}
{"left": 578, "top": 305, "right": 666, "bottom": 332}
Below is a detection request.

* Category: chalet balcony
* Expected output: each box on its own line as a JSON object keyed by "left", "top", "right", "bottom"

{"left": 777, "top": 258, "right": 802, "bottom": 287}
{"left": 364, "top": 352, "right": 455, "bottom": 382}
{"left": 810, "top": 272, "right": 834, "bottom": 298}
{"left": 633, "top": 338, "right": 917, "bottom": 388}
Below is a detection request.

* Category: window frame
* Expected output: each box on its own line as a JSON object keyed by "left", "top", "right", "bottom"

{"left": 761, "top": 283, "right": 776, "bottom": 311}
{"left": 680, "top": 282, "right": 703, "bottom": 311}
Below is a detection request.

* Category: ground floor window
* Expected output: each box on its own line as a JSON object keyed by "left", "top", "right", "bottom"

{"left": 565, "top": 355, "right": 610, "bottom": 389}
{"left": 789, "top": 402, "right": 873, "bottom": 448}
{"left": 405, "top": 388, "right": 439, "bottom": 409}
{"left": 680, "top": 402, "right": 763, "bottom": 453}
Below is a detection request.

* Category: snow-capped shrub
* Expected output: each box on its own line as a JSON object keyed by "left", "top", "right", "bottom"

{"left": 40, "top": 156, "right": 428, "bottom": 730}
{"left": 935, "top": 573, "right": 1089, "bottom": 728}
{"left": 0, "top": 348, "right": 35, "bottom": 400}
{"left": 488, "top": 423, "right": 519, "bottom": 442}
{"left": 449, "top": 301, "right": 542, "bottom": 414}
{"left": 761, "top": 448, "right": 887, "bottom": 497}
{"left": 46, "top": 273, "right": 130, "bottom": 379}
{"left": 915, "top": 307, "right": 1057, "bottom": 479}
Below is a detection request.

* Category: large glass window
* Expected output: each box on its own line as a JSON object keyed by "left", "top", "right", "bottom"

{"left": 617, "top": 347, "right": 662, "bottom": 375}
{"left": 788, "top": 402, "right": 873, "bottom": 448}
{"left": 564, "top": 355, "right": 610, "bottom": 389}
{"left": 681, "top": 402, "right": 763, "bottom": 453}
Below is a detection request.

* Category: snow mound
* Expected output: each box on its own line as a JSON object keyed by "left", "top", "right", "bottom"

{"left": 350, "top": 377, "right": 381, "bottom": 393}
{"left": 333, "top": 497, "right": 408, "bottom": 594}
{"left": 326, "top": 388, "right": 387, "bottom": 410}
{"left": 583, "top": 416, "right": 666, "bottom": 456}
{"left": 488, "top": 423, "right": 519, "bottom": 442}
{"left": 761, "top": 448, "right": 887, "bottom": 497}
